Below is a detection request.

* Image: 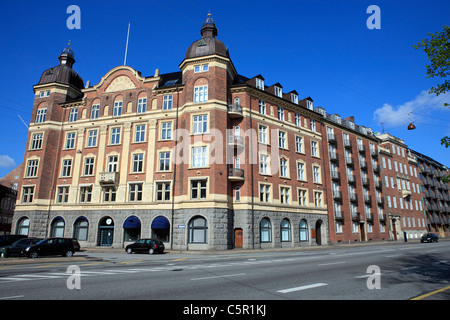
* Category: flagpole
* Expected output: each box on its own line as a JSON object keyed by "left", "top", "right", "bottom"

{"left": 124, "top": 22, "right": 130, "bottom": 65}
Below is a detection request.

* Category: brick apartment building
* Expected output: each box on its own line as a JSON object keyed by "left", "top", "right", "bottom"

{"left": 377, "top": 133, "right": 428, "bottom": 241}
{"left": 411, "top": 149, "right": 450, "bottom": 238}
{"left": 12, "top": 14, "right": 329, "bottom": 249}
{"left": 10, "top": 14, "right": 449, "bottom": 249}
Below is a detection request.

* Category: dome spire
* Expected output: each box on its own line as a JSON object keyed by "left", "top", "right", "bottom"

{"left": 201, "top": 11, "right": 218, "bottom": 38}
{"left": 59, "top": 40, "right": 75, "bottom": 67}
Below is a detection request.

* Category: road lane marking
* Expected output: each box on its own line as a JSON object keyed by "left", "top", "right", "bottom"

{"left": 385, "top": 254, "right": 403, "bottom": 258}
{"left": 190, "top": 273, "right": 246, "bottom": 281}
{"left": 411, "top": 285, "right": 450, "bottom": 300}
{"left": 277, "top": 283, "right": 328, "bottom": 293}
{"left": 0, "top": 295, "right": 24, "bottom": 300}
{"left": 318, "top": 261, "right": 346, "bottom": 266}
{"left": 171, "top": 258, "right": 188, "bottom": 262}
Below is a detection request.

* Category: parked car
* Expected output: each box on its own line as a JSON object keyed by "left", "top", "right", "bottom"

{"left": 0, "top": 234, "right": 28, "bottom": 247}
{"left": 421, "top": 233, "right": 439, "bottom": 243}
{"left": 25, "top": 238, "right": 80, "bottom": 258}
{"left": 125, "top": 239, "right": 165, "bottom": 254}
{"left": 1, "top": 238, "right": 42, "bottom": 258}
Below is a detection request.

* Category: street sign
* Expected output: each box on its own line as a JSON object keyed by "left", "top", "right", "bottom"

{"left": 178, "top": 225, "right": 186, "bottom": 229}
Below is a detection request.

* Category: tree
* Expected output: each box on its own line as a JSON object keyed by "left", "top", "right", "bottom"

{"left": 414, "top": 25, "right": 450, "bottom": 182}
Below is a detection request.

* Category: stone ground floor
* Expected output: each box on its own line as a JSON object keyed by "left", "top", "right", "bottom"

{"left": 11, "top": 208, "right": 329, "bottom": 250}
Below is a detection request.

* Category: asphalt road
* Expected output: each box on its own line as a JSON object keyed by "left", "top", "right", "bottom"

{"left": 0, "top": 241, "right": 449, "bottom": 304}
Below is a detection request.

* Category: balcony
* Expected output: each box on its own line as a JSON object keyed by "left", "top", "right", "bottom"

{"left": 402, "top": 189, "right": 412, "bottom": 198}
{"left": 365, "top": 212, "right": 374, "bottom": 222}
{"left": 331, "top": 170, "right": 340, "bottom": 181}
{"left": 372, "top": 164, "right": 381, "bottom": 173}
{"left": 334, "top": 210, "right": 345, "bottom": 220}
{"left": 227, "top": 135, "right": 244, "bottom": 149}
{"left": 347, "top": 174, "right": 356, "bottom": 184}
{"left": 362, "top": 177, "right": 370, "bottom": 186}
{"left": 364, "top": 195, "right": 372, "bottom": 204}
{"left": 376, "top": 196, "right": 384, "bottom": 206}
{"left": 375, "top": 179, "right": 383, "bottom": 189}
{"left": 359, "top": 161, "right": 368, "bottom": 169}
{"left": 227, "top": 104, "right": 243, "bottom": 118}
{"left": 343, "top": 139, "right": 352, "bottom": 149}
{"left": 332, "top": 190, "right": 342, "bottom": 200}
{"left": 378, "top": 214, "right": 387, "bottom": 222}
{"left": 345, "top": 157, "right": 354, "bottom": 166}
{"left": 349, "top": 192, "right": 358, "bottom": 203}
{"left": 329, "top": 151, "right": 339, "bottom": 162}
{"left": 370, "top": 148, "right": 378, "bottom": 157}
{"left": 99, "top": 172, "right": 119, "bottom": 186}
{"left": 351, "top": 212, "right": 361, "bottom": 221}
{"left": 228, "top": 168, "right": 244, "bottom": 181}
{"left": 327, "top": 133, "right": 337, "bottom": 144}
{"left": 358, "top": 145, "right": 366, "bottom": 154}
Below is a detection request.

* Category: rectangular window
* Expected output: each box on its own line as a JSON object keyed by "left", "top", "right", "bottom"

{"left": 91, "top": 104, "right": 100, "bottom": 119}
{"left": 103, "top": 186, "right": 116, "bottom": 202}
{"left": 280, "top": 186, "right": 290, "bottom": 204}
{"left": 36, "top": 109, "right": 47, "bottom": 123}
{"left": 156, "top": 182, "right": 171, "bottom": 201}
{"left": 30, "top": 133, "right": 43, "bottom": 150}
{"left": 311, "top": 141, "right": 318, "bottom": 157}
{"left": 57, "top": 186, "right": 70, "bottom": 203}
{"left": 277, "top": 106, "right": 284, "bottom": 121}
{"left": 110, "top": 127, "right": 121, "bottom": 145}
{"left": 314, "top": 191, "right": 322, "bottom": 207}
{"left": 193, "top": 115, "right": 207, "bottom": 134}
{"left": 137, "top": 98, "right": 147, "bottom": 113}
{"left": 298, "top": 189, "right": 307, "bottom": 206}
{"left": 313, "top": 166, "right": 320, "bottom": 183}
{"left": 161, "top": 122, "right": 172, "bottom": 140}
{"left": 135, "top": 124, "right": 146, "bottom": 142}
{"left": 113, "top": 101, "right": 123, "bottom": 116}
{"left": 65, "top": 132, "right": 76, "bottom": 149}
{"left": 259, "top": 125, "right": 267, "bottom": 144}
{"left": 162, "top": 95, "right": 173, "bottom": 110}
{"left": 159, "top": 151, "right": 170, "bottom": 171}
{"left": 69, "top": 108, "right": 78, "bottom": 122}
{"left": 297, "top": 162, "right": 305, "bottom": 180}
{"left": 61, "top": 159, "right": 72, "bottom": 177}
{"left": 275, "top": 86, "right": 282, "bottom": 97}
{"left": 192, "top": 146, "right": 207, "bottom": 167}
{"left": 259, "top": 100, "right": 266, "bottom": 115}
{"left": 129, "top": 183, "right": 143, "bottom": 202}
{"left": 295, "top": 136, "right": 303, "bottom": 153}
{"left": 80, "top": 186, "right": 92, "bottom": 203}
{"left": 259, "top": 184, "right": 270, "bottom": 202}
{"left": 191, "top": 179, "right": 207, "bottom": 199}
{"left": 87, "top": 130, "right": 97, "bottom": 147}
{"left": 256, "top": 78, "right": 264, "bottom": 90}
{"left": 194, "top": 85, "right": 208, "bottom": 103}
{"left": 260, "top": 154, "right": 269, "bottom": 174}
{"left": 278, "top": 131, "right": 286, "bottom": 148}
{"left": 84, "top": 157, "right": 95, "bottom": 176}
{"left": 26, "top": 159, "right": 39, "bottom": 177}
{"left": 108, "top": 156, "right": 118, "bottom": 172}
{"left": 22, "top": 186, "right": 35, "bottom": 203}
{"left": 280, "top": 158, "right": 288, "bottom": 177}
{"left": 295, "top": 113, "right": 301, "bottom": 127}
{"left": 132, "top": 153, "right": 144, "bottom": 173}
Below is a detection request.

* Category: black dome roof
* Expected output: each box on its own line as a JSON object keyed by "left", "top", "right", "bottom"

{"left": 185, "top": 13, "right": 229, "bottom": 60}
{"left": 38, "top": 45, "right": 84, "bottom": 90}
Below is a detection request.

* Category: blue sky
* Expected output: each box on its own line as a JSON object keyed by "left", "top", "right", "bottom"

{"left": 0, "top": 0, "right": 449, "bottom": 178}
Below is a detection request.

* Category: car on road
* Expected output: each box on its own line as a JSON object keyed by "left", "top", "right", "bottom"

{"left": 421, "top": 233, "right": 439, "bottom": 243}
{"left": 25, "top": 238, "right": 81, "bottom": 258}
{"left": 125, "top": 239, "right": 165, "bottom": 254}
{"left": 1, "top": 238, "right": 42, "bottom": 258}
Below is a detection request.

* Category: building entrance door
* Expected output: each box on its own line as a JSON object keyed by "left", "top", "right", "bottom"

{"left": 234, "top": 228, "right": 243, "bottom": 248}
{"left": 99, "top": 228, "right": 114, "bottom": 246}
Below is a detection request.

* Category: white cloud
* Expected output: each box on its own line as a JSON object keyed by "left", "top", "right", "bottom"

{"left": 0, "top": 155, "right": 16, "bottom": 168}
{"left": 373, "top": 90, "right": 450, "bottom": 129}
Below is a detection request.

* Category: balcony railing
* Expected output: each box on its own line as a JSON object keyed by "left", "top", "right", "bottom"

{"left": 227, "top": 104, "right": 243, "bottom": 118}
{"left": 99, "top": 172, "right": 119, "bottom": 186}
{"left": 228, "top": 168, "right": 244, "bottom": 181}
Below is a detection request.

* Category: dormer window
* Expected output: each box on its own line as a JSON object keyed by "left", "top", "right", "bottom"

{"left": 291, "top": 93, "right": 298, "bottom": 104}
{"left": 307, "top": 100, "right": 313, "bottom": 110}
{"left": 275, "top": 86, "right": 282, "bottom": 97}
{"left": 256, "top": 78, "right": 264, "bottom": 90}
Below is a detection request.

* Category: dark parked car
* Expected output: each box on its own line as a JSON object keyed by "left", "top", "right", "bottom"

{"left": 25, "top": 238, "right": 80, "bottom": 258}
{"left": 125, "top": 239, "right": 165, "bottom": 254}
{"left": 1, "top": 238, "right": 42, "bottom": 258}
{"left": 0, "top": 234, "right": 28, "bottom": 247}
{"left": 421, "top": 233, "right": 439, "bottom": 243}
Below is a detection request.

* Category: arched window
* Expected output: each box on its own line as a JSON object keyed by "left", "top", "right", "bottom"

{"left": 16, "top": 217, "right": 30, "bottom": 235}
{"left": 50, "top": 217, "right": 65, "bottom": 237}
{"left": 235, "top": 186, "right": 241, "bottom": 201}
{"left": 73, "top": 217, "right": 89, "bottom": 241}
{"left": 299, "top": 220, "right": 309, "bottom": 242}
{"left": 123, "top": 216, "right": 141, "bottom": 242}
{"left": 151, "top": 216, "right": 170, "bottom": 242}
{"left": 281, "top": 218, "right": 291, "bottom": 242}
{"left": 260, "top": 218, "right": 272, "bottom": 243}
{"left": 188, "top": 216, "right": 208, "bottom": 243}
